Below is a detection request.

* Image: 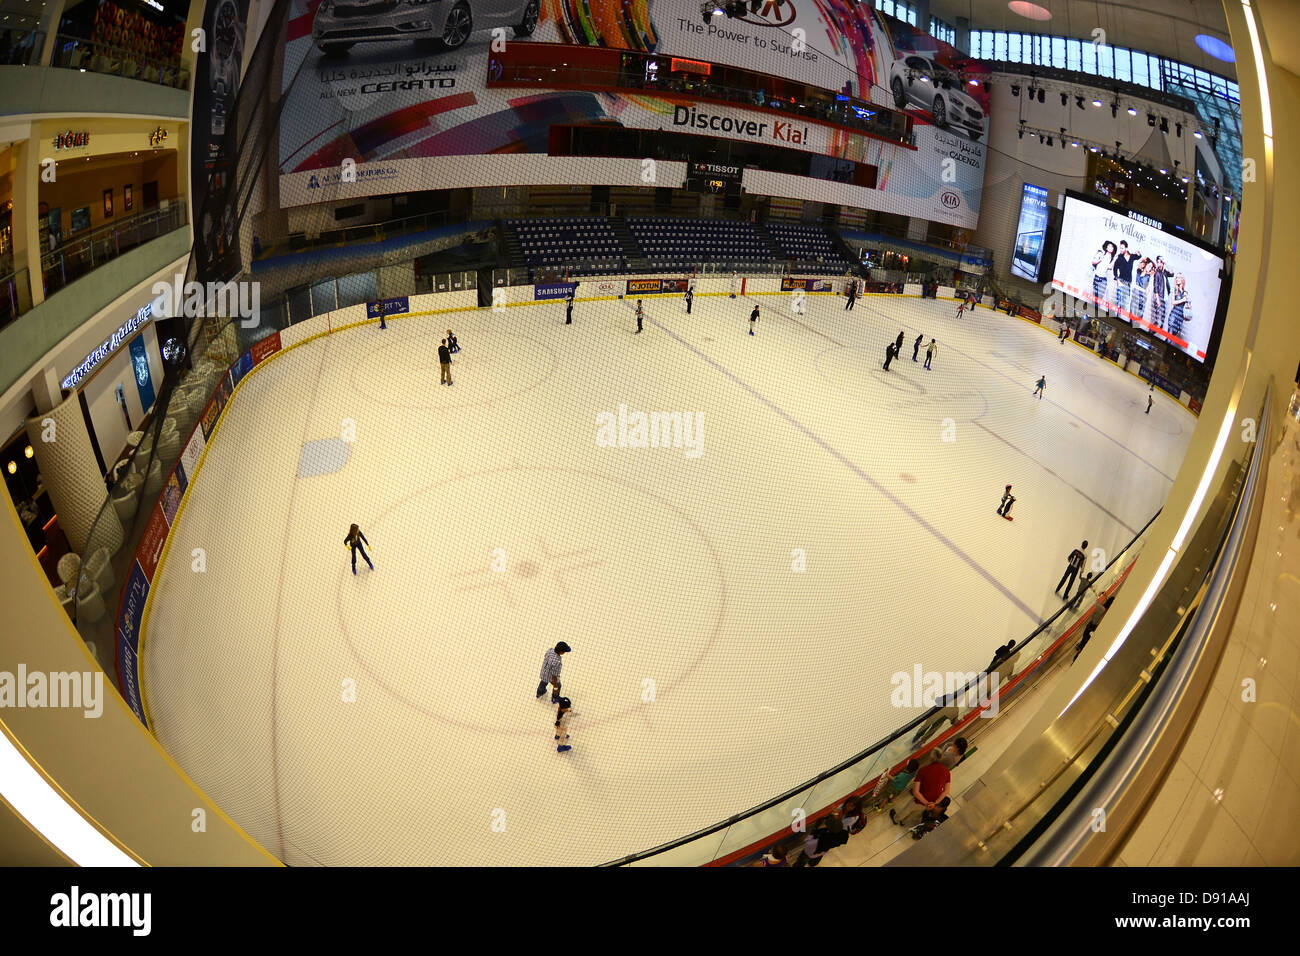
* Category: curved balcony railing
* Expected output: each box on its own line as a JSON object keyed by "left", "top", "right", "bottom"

{"left": 40, "top": 200, "right": 188, "bottom": 297}
{"left": 49, "top": 34, "right": 190, "bottom": 90}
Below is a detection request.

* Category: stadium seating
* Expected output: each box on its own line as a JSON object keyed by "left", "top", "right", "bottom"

{"left": 625, "top": 217, "right": 773, "bottom": 269}
{"left": 764, "top": 222, "right": 850, "bottom": 269}
{"left": 505, "top": 218, "right": 626, "bottom": 273}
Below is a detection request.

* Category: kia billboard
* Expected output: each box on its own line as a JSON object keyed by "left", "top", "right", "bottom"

{"left": 278, "top": 0, "right": 989, "bottom": 227}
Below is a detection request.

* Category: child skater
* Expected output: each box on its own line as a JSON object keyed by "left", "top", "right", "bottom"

{"left": 554, "top": 697, "right": 573, "bottom": 753}
{"left": 446, "top": 329, "right": 460, "bottom": 354}
{"left": 344, "top": 523, "right": 374, "bottom": 575}
{"left": 1034, "top": 376, "right": 1046, "bottom": 399}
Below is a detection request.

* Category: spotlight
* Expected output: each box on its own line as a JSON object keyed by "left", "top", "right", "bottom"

{"left": 1011, "top": 84, "right": 1021, "bottom": 97}
{"left": 1147, "top": 113, "right": 1156, "bottom": 127}
{"left": 1159, "top": 167, "right": 1167, "bottom": 175}
{"left": 1193, "top": 129, "right": 1203, "bottom": 139}
{"left": 1181, "top": 176, "right": 1190, "bottom": 183}
{"left": 1092, "top": 98, "right": 1102, "bottom": 107}
{"left": 1089, "top": 145, "right": 1098, "bottom": 153}
{"left": 1071, "top": 140, "right": 1080, "bottom": 148}
{"left": 1076, "top": 96, "right": 1085, "bottom": 109}
{"left": 23, "top": 445, "right": 33, "bottom": 459}
{"left": 1159, "top": 117, "right": 1169, "bottom": 133}
{"left": 5, "top": 462, "right": 14, "bottom": 475}
{"left": 1127, "top": 106, "right": 1137, "bottom": 116}
{"left": 1038, "top": 88, "right": 1045, "bottom": 103}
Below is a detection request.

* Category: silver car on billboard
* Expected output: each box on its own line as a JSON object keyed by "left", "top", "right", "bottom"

{"left": 312, "top": 0, "right": 540, "bottom": 54}
{"left": 888, "top": 54, "right": 984, "bottom": 140}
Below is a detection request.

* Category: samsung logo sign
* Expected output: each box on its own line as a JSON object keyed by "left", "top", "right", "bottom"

{"left": 1128, "top": 211, "right": 1164, "bottom": 229}
{"left": 61, "top": 299, "right": 160, "bottom": 390}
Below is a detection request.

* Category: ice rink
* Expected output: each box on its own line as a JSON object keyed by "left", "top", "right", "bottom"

{"left": 140, "top": 288, "right": 1194, "bottom": 865}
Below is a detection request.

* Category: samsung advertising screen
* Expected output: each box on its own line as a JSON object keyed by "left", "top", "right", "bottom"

{"left": 1050, "top": 193, "right": 1224, "bottom": 362}
{"left": 1010, "top": 183, "right": 1050, "bottom": 282}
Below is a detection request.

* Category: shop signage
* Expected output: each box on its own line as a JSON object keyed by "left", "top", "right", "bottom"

{"left": 54, "top": 130, "right": 90, "bottom": 150}
{"left": 150, "top": 127, "right": 169, "bottom": 147}
{"left": 61, "top": 297, "right": 162, "bottom": 390}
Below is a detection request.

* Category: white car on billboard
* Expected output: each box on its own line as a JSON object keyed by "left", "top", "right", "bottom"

{"left": 888, "top": 54, "right": 984, "bottom": 140}
{"left": 312, "top": 0, "right": 539, "bottom": 54}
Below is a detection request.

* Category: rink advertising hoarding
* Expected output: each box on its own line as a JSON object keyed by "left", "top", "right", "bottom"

{"left": 278, "top": 1, "right": 989, "bottom": 228}
{"left": 625, "top": 278, "right": 690, "bottom": 295}
{"left": 115, "top": 331, "right": 285, "bottom": 727}
{"left": 534, "top": 282, "right": 577, "bottom": 300}
{"left": 1050, "top": 193, "right": 1224, "bottom": 362}
{"left": 366, "top": 296, "right": 411, "bottom": 318}
{"left": 780, "top": 277, "right": 833, "bottom": 291}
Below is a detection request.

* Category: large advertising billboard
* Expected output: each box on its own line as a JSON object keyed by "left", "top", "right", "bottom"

{"left": 278, "top": 0, "right": 989, "bottom": 227}
{"left": 1010, "top": 183, "right": 1049, "bottom": 282}
{"left": 1050, "top": 194, "right": 1224, "bottom": 362}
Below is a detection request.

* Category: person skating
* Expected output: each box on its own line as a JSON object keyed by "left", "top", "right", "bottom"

{"left": 955, "top": 296, "right": 968, "bottom": 319}
{"left": 1056, "top": 540, "right": 1088, "bottom": 600}
{"left": 1059, "top": 319, "right": 1070, "bottom": 343}
{"left": 895, "top": 330, "right": 904, "bottom": 355}
{"left": 684, "top": 285, "right": 694, "bottom": 315}
{"left": 554, "top": 697, "right": 573, "bottom": 753}
{"left": 1034, "top": 376, "right": 1046, "bottom": 399}
{"left": 883, "top": 341, "right": 896, "bottom": 371}
{"left": 997, "top": 484, "right": 1015, "bottom": 518}
{"left": 1146, "top": 393, "right": 1153, "bottom": 414}
{"left": 912, "top": 332, "right": 924, "bottom": 362}
{"left": 845, "top": 279, "right": 857, "bottom": 310}
{"left": 536, "top": 641, "right": 571, "bottom": 702}
{"left": 749, "top": 304, "right": 759, "bottom": 336}
{"left": 344, "top": 523, "right": 373, "bottom": 575}
{"left": 446, "top": 329, "right": 460, "bottom": 353}
{"left": 565, "top": 288, "right": 574, "bottom": 324}
{"left": 729, "top": 271, "right": 739, "bottom": 299}
{"left": 635, "top": 299, "right": 644, "bottom": 334}
{"left": 924, "top": 338, "right": 937, "bottom": 370}
{"left": 438, "top": 339, "right": 453, "bottom": 386}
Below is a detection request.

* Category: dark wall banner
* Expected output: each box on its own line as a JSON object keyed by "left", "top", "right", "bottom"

{"left": 191, "top": 0, "right": 250, "bottom": 282}
{"left": 278, "top": 0, "right": 988, "bottom": 227}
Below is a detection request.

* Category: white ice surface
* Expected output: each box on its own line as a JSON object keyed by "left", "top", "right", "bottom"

{"left": 141, "top": 292, "right": 1193, "bottom": 865}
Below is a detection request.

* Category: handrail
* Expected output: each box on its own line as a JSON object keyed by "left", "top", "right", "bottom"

{"left": 49, "top": 33, "right": 190, "bottom": 89}
{"left": 1017, "top": 382, "right": 1271, "bottom": 865}
{"left": 603, "top": 507, "right": 1160, "bottom": 865}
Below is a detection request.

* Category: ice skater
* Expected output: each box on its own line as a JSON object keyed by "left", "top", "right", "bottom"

{"left": 913, "top": 332, "right": 924, "bottom": 362}
{"left": 883, "top": 340, "right": 896, "bottom": 371}
{"left": 1056, "top": 540, "right": 1088, "bottom": 600}
{"left": 554, "top": 697, "right": 573, "bottom": 753}
{"left": 997, "top": 484, "right": 1015, "bottom": 518}
{"left": 684, "top": 285, "right": 694, "bottom": 315}
{"left": 1059, "top": 320, "right": 1070, "bottom": 343}
{"left": 845, "top": 279, "right": 858, "bottom": 310}
{"left": 895, "top": 330, "right": 904, "bottom": 357}
{"left": 1146, "top": 394, "right": 1153, "bottom": 414}
{"left": 955, "top": 296, "right": 968, "bottom": 319}
{"left": 446, "top": 329, "right": 460, "bottom": 353}
{"left": 924, "top": 338, "right": 937, "bottom": 370}
{"left": 536, "top": 641, "right": 571, "bottom": 702}
{"left": 438, "top": 339, "right": 453, "bottom": 386}
{"left": 749, "top": 303, "right": 760, "bottom": 335}
{"left": 1034, "top": 376, "right": 1046, "bottom": 399}
{"left": 344, "top": 523, "right": 373, "bottom": 575}
{"left": 729, "top": 271, "right": 739, "bottom": 299}
{"left": 635, "top": 299, "right": 644, "bottom": 334}
{"left": 565, "top": 288, "right": 574, "bottom": 324}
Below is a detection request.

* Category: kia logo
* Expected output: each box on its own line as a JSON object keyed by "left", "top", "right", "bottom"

{"left": 941, "top": 191, "right": 961, "bottom": 208}
{"left": 739, "top": 0, "right": 796, "bottom": 27}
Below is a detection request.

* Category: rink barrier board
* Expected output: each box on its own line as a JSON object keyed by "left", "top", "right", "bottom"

{"left": 705, "top": 556, "right": 1141, "bottom": 867}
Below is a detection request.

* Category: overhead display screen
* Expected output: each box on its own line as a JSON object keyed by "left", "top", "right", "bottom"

{"left": 1050, "top": 193, "right": 1224, "bottom": 362}
{"left": 1010, "top": 183, "right": 1049, "bottom": 282}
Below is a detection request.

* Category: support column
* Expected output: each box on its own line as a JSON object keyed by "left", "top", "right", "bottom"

{"left": 37, "top": 0, "right": 68, "bottom": 67}
{"left": 25, "top": 393, "right": 124, "bottom": 557}
{"left": 11, "top": 132, "right": 43, "bottom": 309}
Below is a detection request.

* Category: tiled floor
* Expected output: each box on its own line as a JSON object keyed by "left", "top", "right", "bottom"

{"left": 1117, "top": 388, "right": 1300, "bottom": 866}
